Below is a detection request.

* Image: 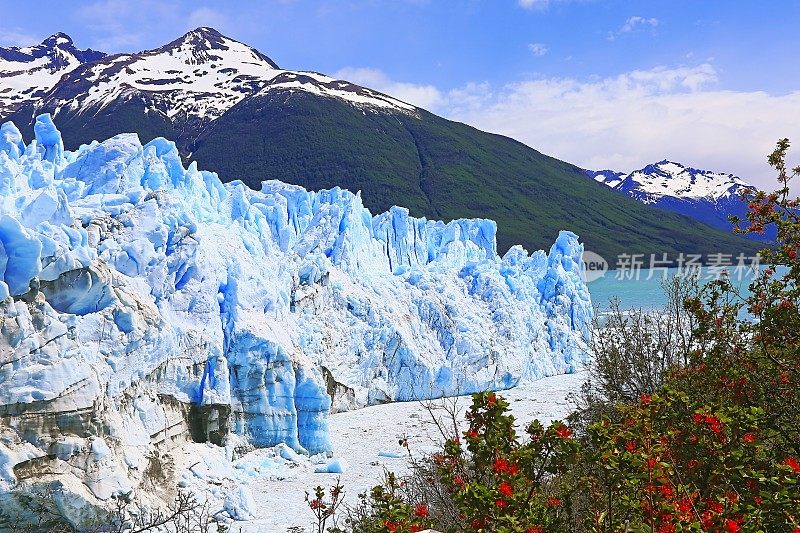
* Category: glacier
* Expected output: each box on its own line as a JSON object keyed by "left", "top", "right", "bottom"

{"left": 0, "top": 114, "right": 591, "bottom": 524}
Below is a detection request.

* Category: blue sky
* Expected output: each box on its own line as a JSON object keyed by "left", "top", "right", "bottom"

{"left": 2, "top": 0, "right": 800, "bottom": 188}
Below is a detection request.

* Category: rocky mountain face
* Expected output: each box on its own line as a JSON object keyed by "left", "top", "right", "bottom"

{"left": 1, "top": 29, "right": 761, "bottom": 261}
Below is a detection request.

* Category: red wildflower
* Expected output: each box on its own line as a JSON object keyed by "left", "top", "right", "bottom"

{"left": 414, "top": 503, "right": 429, "bottom": 518}
{"left": 527, "top": 527, "right": 544, "bottom": 533}
{"left": 658, "top": 523, "right": 676, "bottom": 533}
{"left": 555, "top": 424, "right": 572, "bottom": 439}
{"left": 676, "top": 498, "right": 692, "bottom": 513}
{"left": 703, "top": 414, "right": 723, "bottom": 434}
{"left": 546, "top": 497, "right": 561, "bottom": 508}
{"left": 487, "top": 392, "right": 497, "bottom": 406}
{"left": 466, "top": 429, "right": 479, "bottom": 439}
{"left": 493, "top": 457, "right": 509, "bottom": 473}
{"left": 725, "top": 518, "right": 742, "bottom": 533}
{"left": 701, "top": 511, "right": 715, "bottom": 530}
{"left": 495, "top": 498, "right": 508, "bottom": 508}
{"left": 453, "top": 475, "right": 465, "bottom": 487}
{"left": 785, "top": 456, "right": 800, "bottom": 474}
{"left": 754, "top": 496, "right": 763, "bottom": 506}
{"left": 410, "top": 526, "right": 422, "bottom": 533}
{"left": 384, "top": 520, "right": 399, "bottom": 532}
{"left": 640, "top": 393, "right": 652, "bottom": 404}
{"left": 742, "top": 432, "right": 756, "bottom": 443}
{"left": 498, "top": 481, "right": 514, "bottom": 497}
{"left": 707, "top": 500, "right": 724, "bottom": 514}
{"left": 692, "top": 413, "right": 705, "bottom": 424}
{"left": 626, "top": 440, "right": 636, "bottom": 452}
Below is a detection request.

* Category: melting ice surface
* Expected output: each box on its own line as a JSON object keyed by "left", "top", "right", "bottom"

{"left": 0, "top": 115, "right": 591, "bottom": 517}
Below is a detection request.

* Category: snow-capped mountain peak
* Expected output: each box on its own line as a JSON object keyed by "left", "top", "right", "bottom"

{"left": 43, "top": 28, "right": 282, "bottom": 121}
{"left": 32, "top": 27, "right": 414, "bottom": 125}
{"left": 152, "top": 26, "right": 280, "bottom": 69}
{"left": 592, "top": 160, "right": 752, "bottom": 204}
{"left": 0, "top": 33, "right": 105, "bottom": 116}
{"left": 587, "top": 160, "right": 770, "bottom": 240}
{"left": 40, "top": 32, "right": 73, "bottom": 48}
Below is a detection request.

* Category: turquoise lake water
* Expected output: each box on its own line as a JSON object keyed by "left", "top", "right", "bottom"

{"left": 587, "top": 266, "right": 776, "bottom": 311}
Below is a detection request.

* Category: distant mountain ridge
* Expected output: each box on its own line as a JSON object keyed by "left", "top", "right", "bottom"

{"left": 0, "top": 29, "right": 761, "bottom": 261}
{"left": 32, "top": 28, "right": 412, "bottom": 129}
{"left": 587, "top": 161, "right": 769, "bottom": 240}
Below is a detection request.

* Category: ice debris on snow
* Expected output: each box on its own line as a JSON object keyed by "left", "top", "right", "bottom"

{"left": 277, "top": 443, "right": 303, "bottom": 463}
{"left": 224, "top": 485, "right": 257, "bottom": 521}
{"left": 377, "top": 451, "right": 404, "bottom": 459}
{"left": 0, "top": 115, "right": 591, "bottom": 520}
{"left": 315, "top": 458, "right": 349, "bottom": 474}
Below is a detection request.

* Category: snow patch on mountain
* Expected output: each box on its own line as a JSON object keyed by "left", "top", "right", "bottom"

{"left": 0, "top": 33, "right": 105, "bottom": 117}
{"left": 589, "top": 169, "right": 625, "bottom": 189}
{"left": 0, "top": 115, "right": 590, "bottom": 525}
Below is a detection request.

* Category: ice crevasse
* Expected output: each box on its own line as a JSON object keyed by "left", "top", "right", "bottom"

{"left": 0, "top": 115, "right": 591, "bottom": 518}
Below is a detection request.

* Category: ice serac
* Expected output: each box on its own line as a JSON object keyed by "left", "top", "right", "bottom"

{"left": 0, "top": 122, "right": 24, "bottom": 161}
{"left": 0, "top": 116, "right": 591, "bottom": 524}
{"left": 34, "top": 114, "right": 64, "bottom": 164}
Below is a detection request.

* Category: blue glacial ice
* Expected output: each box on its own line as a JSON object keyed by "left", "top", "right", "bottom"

{"left": 0, "top": 114, "right": 591, "bottom": 515}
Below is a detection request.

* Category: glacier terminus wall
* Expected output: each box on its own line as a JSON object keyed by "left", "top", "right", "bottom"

{"left": 0, "top": 114, "right": 591, "bottom": 523}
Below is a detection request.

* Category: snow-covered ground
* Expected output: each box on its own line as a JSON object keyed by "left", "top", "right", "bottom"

{"left": 178, "top": 372, "right": 585, "bottom": 532}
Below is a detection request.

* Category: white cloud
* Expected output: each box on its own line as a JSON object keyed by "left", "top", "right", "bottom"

{"left": 528, "top": 43, "right": 549, "bottom": 56}
{"left": 334, "top": 67, "right": 445, "bottom": 109}
{"left": 0, "top": 28, "right": 39, "bottom": 47}
{"left": 187, "top": 7, "right": 230, "bottom": 31}
{"left": 441, "top": 64, "right": 800, "bottom": 191}
{"left": 622, "top": 16, "right": 659, "bottom": 32}
{"left": 608, "top": 16, "right": 659, "bottom": 40}
{"left": 518, "top": 0, "right": 550, "bottom": 9}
